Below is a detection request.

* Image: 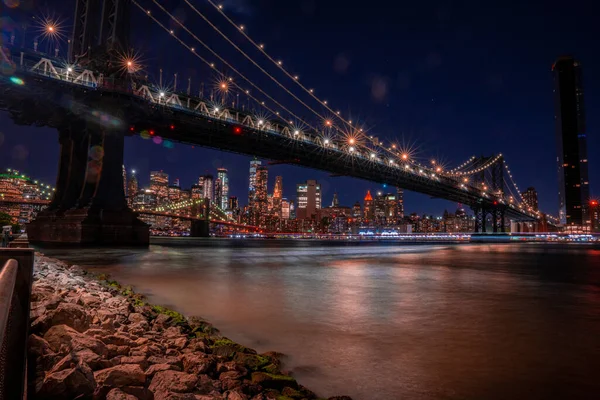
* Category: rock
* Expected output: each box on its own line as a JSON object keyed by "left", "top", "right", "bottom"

{"left": 106, "top": 388, "right": 138, "bottom": 400}
{"left": 281, "top": 387, "right": 304, "bottom": 399}
{"left": 44, "top": 325, "right": 108, "bottom": 356}
{"left": 128, "top": 313, "right": 147, "bottom": 324}
{"left": 102, "top": 334, "right": 137, "bottom": 347}
{"left": 120, "top": 356, "right": 150, "bottom": 369}
{"left": 181, "top": 353, "right": 215, "bottom": 375}
{"left": 121, "top": 386, "right": 155, "bottom": 400}
{"left": 36, "top": 364, "right": 96, "bottom": 399}
{"left": 250, "top": 372, "right": 298, "bottom": 391}
{"left": 94, "top": 364, "right": 146, "bottom": 387}
{"left": 233, "top": 353, "right": 270, "bottom": 372}
{"left": 107, "top": 344, "right": 131, "bottom": 358}
{"left": 327, "top": 397, "right": 353, "bottom": 400}
{"left": 184, "top": 338, "right": 209, "bottom": 354}
{"left": 76, "top": 349, "right": 113, "bottom": 371}
{"left": 148, "top": 356, "right": 182, "bottom": 367}
{"left": 145, "top": 364, "right": 182, "bottom": 377}
{"left": 149, "top": 370, "right": 198, "bottom": 394}
{"left": 79, "top": 293, "right": 102, "bottom": 308}
{"left": 224, "top": 390, "right": 248, "bottom": 400}
{"left": 32, "top": 302, "right": 91, "bottom": 334}
{"left": 170, "top": 337, "right": 187, "bottom": 349}
{"left": 28, "top": 334, "right": 54, "bottom": 357}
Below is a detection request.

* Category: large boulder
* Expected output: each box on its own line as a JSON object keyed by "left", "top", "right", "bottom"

{"left": 33, "top": 302, "right": 91, "bottom": 333}
{"left": 148, "top": 370, "right": 198, "bottom": 394}
{"left": 28, "top": 334, "right": 55, "bottom": 357}
{"left": 94, "top": 364, "right": 147, "bottom": 387}
{"left": 181, "top": 353, "right": 216, "bottom": 375}
{"left": 36, "top": 363, "right": 96, "bottom": 399}
{"left": 44, "top": 325, "right": 108, "bottom": 356}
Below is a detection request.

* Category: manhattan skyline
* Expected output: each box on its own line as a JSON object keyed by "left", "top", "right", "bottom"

{"left": 0, "top": 0, "right": 598, "bottom": 216}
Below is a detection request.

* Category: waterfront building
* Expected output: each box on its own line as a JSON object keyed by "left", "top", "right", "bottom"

{"left": 296, "top": 180, "right": 321, "bottom": 220}
{"left": 150, "top": 171, "right": 169, "bottom": 204}
{"left": 217, "top": 168, "right": 229, "bottom": 210}
{"left": 553, "top": 56, "right": 590, "bottom": 230}
{"left": 363, "top": 190, "right": 374, "bottom": 223}
{"left": 590, "top": 200, "right": 600, "bottom": 233}
{"left": 521, "top": 187, "right": 539, "bottom": 211}
{"left": 0, "top": 169, "right": 50, "bottom": 224}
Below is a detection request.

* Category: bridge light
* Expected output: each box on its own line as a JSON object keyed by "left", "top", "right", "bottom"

{"left": 170, "top": 125, "right": 175, "bottom": 130}
{"left": 233, "top": 126, "right": 242, "bottom": 135}
{"left": 370, "top": 153, "right": 376, "bottom": 158}
{"left": 324, "top": 139, "right": 330, "bottom": 145}
{"left": 349, "top": 146, "right": 355, "bottom": 153}
{"left": 149, "top": 130, "right": 155, "bottom": 135}
{"left": 214, "top": 107, "right": 220, "bottom": 112}
{"left": 348, "top": 138, "right": 355, "bottom": 145}
{"left": 67, "top": 67, "right": 73, "bottom": 72}
{"left": 431, "top": 160, "right": 436, "bottom": 165}
{"left": 436, "top": 167, "right": 442, "bottom": 173}
{"left": 401, "top": 153, "right": 408, "bottom": 160}
{"left": 159, "top": 92, "right": 165, "bottom": 97}
{"left": 258, "top": 119, "right": 264, "bottom": 126}
{"left": 493, "top": 201, "right": 498, "bottom": 205}
{"left": 294, "top": 130, "right": 299, "bottom": 135}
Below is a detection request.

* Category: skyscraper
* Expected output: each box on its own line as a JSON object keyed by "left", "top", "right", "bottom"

{"left": 331, "top": 192, "right": 339, "bottom": 208}
{"left": 521, "top": 187, "right": 539, "bottom": 211}
{"left": 122, "top": 165, "right": 127, "bottom": 197}
{"left": 397, "top": 188, "right": 404, "bottom": 218}
{"left": 200, "top": 175, "right": 214, "bottom": 203}
{"left": 273, "top": 176, "right": 283, "bottom": 217}
{"left": 150, "top": 171, "right": 169, "bottom": 204}
{"left": 255, "top": 166, "right": 268, "bottom": 226}
{"left": 248, "top": 159, "right": 262, "bottom": 208}
{"left": 553, "top": 56, "right": 590, "bottom": 229}
{"left": 363, "top": 190, "right": 374, "bottom": 222}
{"left": 127, "top": 170, "right": 138, "bottom": 206}
{"left": 228, "top": 196, "right": 239, "bottom": 211}
{"left": 296, "top": 180, "right": 321, "bottom": 220}
{"left": 217, "top": 168, "right": 229, "bottom": 210}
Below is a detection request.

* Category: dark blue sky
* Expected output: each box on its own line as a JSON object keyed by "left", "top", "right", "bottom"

{"left": 1, "top": 0, "right": 598, "bottom": 215}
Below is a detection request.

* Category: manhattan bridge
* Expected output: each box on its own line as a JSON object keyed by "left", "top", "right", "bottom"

{"left": 0, "top": 0, "right": 555, "bottom": 245}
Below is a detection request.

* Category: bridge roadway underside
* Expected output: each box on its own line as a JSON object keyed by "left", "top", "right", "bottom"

{"left": 0, "top": 72, "right": 533, "bottom": 244}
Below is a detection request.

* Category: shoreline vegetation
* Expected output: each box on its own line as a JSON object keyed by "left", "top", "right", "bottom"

{"left": 29, "top": 253, "right": 352, "bottom": 400}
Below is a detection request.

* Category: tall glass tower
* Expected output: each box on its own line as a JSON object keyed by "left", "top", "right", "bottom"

{"left": 217, "top": 168, "right": 229, "bottom": 210}
{"left": 553, "top": 56, "right": 590, "bottom": 230}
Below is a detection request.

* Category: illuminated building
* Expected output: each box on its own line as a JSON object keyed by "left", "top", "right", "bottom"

{"left": 168, "top": 185, "right": 181, "bottom": 202}
{"left": 273, "top": 176, "right": 283, "bottom": 217}
{"left": 590, "top": 200, "right": 600, "bottom": 233}
{"left": 191, "top": 184, "right": 202, "bottom": 200}
{"left": 150, "top": 171, "right": 169, "bottom": 204}
{"left": 521, "top": 187, "right": 539, "bottom": 211}
{"left": 281, "top": 198, "right": 291, "bottom": 220}
{"left": 553, "top": 56, "right": 590, "bottom": 230}
{"left": 296, "top": 180, "right": 321, "bottom": 220}
{"left": 374, "top": 191, "right": 386, "bottom": 225}
{"left": 200, "top": 175, "right": 214, "bottom": 203}
{"left": 384, "top": 193, "right": 399, "bottom": 225}
{"left": 254, "top": 166, "right": 268, "bottom": 226}
{"left": 228, "top": 196, "right": 238, "bottom": 211}
{"left": 363, "top": 190, "right": 374, "bottom": 222}
{"left": 248, "top": 159, "right": 261, "bottom": 208}
{"left": 217, "top": 168, "right": 229, "bottom": 210}
{"left": 397, "top": 188, "right": 404, "bottom": 218}
{"left": 331, "top": 192, "right": 339, "bottom": 207}
{"left": 0, "top": 169, "right": 52, "bottom": 224}
{"left": 127, "top": 170, "right": 138, "bottom": 206}
{"left": 173, "top": 178, "right": 180, "bottom": 187}
{"left": 122, "top": 165, "right": 127, "bottom": 196}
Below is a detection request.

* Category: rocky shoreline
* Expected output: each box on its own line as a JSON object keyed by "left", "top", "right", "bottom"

{"left": 29, "top": 254, "right": 352, "bottom": 400}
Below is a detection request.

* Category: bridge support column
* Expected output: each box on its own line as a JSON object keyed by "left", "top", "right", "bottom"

{"left": 190, "top": 220, "right": 210, "bottom": 237}
{"left": 27, "top": 121, "right": 149, "bottom": 246}
{"left": 492, "top": 209, "right": 499, "bottom": 233}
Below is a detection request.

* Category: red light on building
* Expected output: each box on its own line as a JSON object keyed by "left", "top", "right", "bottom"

{"left": 591, "top": 200, "right": 598, "bottom": 206}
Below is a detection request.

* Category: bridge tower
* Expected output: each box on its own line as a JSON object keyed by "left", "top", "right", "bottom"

{"left": 190, "top": 198, "right": 210, "bottom": 237}
{"left": 69, "top": 0, "right": 131, "bottom": 63}
{"left": 26, "top": 0, "right": 149, "bottom": 246}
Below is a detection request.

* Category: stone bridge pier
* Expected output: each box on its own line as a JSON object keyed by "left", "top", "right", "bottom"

{"left": 27, "top": 119, "right": 149, "bottom": 246}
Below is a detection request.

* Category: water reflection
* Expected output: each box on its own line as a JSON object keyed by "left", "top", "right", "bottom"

{"left": 41, "top": 241, "right": 600, "bottom": 400}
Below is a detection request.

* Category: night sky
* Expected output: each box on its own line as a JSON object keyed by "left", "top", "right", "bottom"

{"left": 1, "top": 0, "right": 599, "bottom": 215}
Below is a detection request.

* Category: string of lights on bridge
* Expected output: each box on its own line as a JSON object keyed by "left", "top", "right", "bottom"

{"left": 1, "top": 11, "right": 556, "bottom": 223}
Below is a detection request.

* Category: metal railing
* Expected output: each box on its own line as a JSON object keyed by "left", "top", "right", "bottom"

{"left": 0, "top": 249, "right": 34, "bottom": 400}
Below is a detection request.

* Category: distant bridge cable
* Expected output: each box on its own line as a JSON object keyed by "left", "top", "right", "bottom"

{"left": 143, "top": 0, "right": 319, "bottom": 132}
{"left": 131, "top": 0, "right": 315, "bottom": 130}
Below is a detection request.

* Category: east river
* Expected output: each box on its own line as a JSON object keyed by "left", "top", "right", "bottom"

{"left": 41, "top": 240, "right": 600, "bottom": 400}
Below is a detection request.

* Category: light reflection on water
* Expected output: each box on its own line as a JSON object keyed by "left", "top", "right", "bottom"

{"left": 41, "top": 241, "right": 600, "bottom": 400}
